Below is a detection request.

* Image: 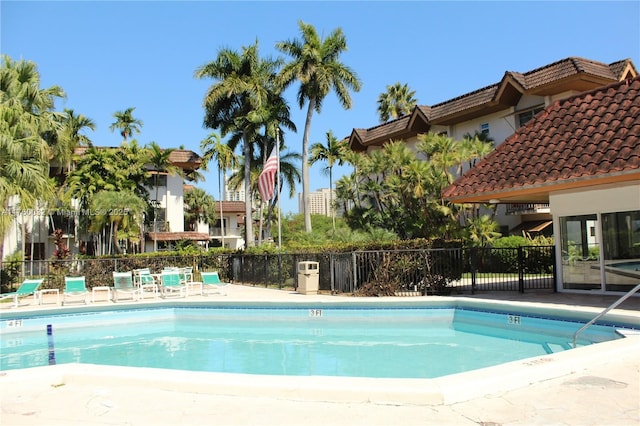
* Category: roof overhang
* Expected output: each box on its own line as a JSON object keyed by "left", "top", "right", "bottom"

{"left": 444, "top": 172, "right": 640, "bottom": 204}
{"left": 146, "top": 232, "right": 210, "bottom": 242}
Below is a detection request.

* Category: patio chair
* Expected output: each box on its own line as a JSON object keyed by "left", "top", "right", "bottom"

{"left": 200, "top": 272, "right": 230, "bottom": 296}
{"left": 180, "top": 267, "right": 202, "bottom": 296}
{"left": 0, "top": 278, "right": 44, "bottom": 308}
{"left": 63, "top": 276, "right": 90, "bottom": 306}
{"left": 113, "top": 271, "right": 140, "bottom": 303}
{"left": 133, "top": 268, "right": 159, "bottom": 298}
{"left": 161, "top": 270, "right": 187, "bottom": 298}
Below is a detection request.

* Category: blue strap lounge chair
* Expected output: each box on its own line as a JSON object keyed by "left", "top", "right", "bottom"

{"left": 200, "top": 272, "right": 230, "bottom": 296}
{"left": 161, "top": 270, "right": 187, "bottom": 298}
{"left": 63, "top": 276, "right": 90, "bottom": 306}
{"left": 0, "top": 278, "right": 44, "bottom": 308}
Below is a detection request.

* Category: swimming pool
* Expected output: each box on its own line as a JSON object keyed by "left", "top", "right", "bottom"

{"left": 605, "top": 260, "right": 640, "bottom": 278}
{"left": 1, "top": 301, "right": 636, "bottom": 378}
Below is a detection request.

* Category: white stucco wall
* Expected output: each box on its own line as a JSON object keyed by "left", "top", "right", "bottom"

{"left": 551, "top": 181, "right": 640, "bottom": 292}
{"left": 550, "top": 182, "right": 640, "bottom": 216}
{"left": 164, "top": 175, "right": 184, "bottom": 233}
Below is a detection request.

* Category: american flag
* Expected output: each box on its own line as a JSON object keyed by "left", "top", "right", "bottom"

{"left": 258, "top": 149, "right": 278, "bottom": 201}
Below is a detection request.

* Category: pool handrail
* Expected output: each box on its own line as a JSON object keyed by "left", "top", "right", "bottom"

{"left": 573, "top": 281, "right": 640, "bottom": 348}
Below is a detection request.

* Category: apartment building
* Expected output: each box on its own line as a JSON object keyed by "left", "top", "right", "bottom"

{"left": 2, "top": 148, "right": 204, "bottom": 261}
{"left": 347, "top": 57, "right": 637, "bottom": 236}
{"left": 298, "top": 188, "right": 337, "bottom": 217}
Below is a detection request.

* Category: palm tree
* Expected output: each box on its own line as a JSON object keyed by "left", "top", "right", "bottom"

{"left": 199, "top": 132, "right": 237, "bottom": 247}
{"left": 0, "top": 55, "right": 64, "bottom": 261}
{"left": 377, "top": 82, "right": 417, "bottom": 122}
{"left": 90, "top": 190, "right": 146, "bottom": 255}
{"left": 64, "top": 143, "right": 150, "bottom": 254}
{"left": 183, "top": 187, "right": 217, "bottom": 232}
{"left": 195, "top": 41, "right": 285, "bottom": 247}
{"left": 417, "top": 132, "right": 461, "bottom": 185}
{"left": 309, "top": 130, "right": 347, "bottom": 230}
{"left": 276, "top": 20, "right": 362, "bottom": 233}
{"left": 109, "top": 107, "right": 143, "bottom": 141}
{"left": 49, "top": 108, "right": 95, "bottom": 176}
{"left": 146, "top": 141, "right": 179, "bottom": 251}
{"left": 466, "top": 215, "right": 501, "bottom": 248}
{"left": 226, "top": 146, "right": 301, "bottom": 243}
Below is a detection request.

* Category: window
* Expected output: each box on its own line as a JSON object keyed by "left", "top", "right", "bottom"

{"left": 480, "top": 123, "right": 489, "bottom": 137}
{"left": 517, "top": 107, "right": 544, "bottom": 127}
{"left": 560, "top": 210, "right": 640, "bottom": 292}
{"left": 51, "top": 213, "right": 74, "bottom": 235}
{"left": 25, "top": 243, "right": 45, "bottom": 260}
{"left": 601, "top": 210, "right": 640, "bottom": 290}
{"left": 148, "top": 174, "right": 167, "bottom": 187}
{"left": 559, "top": 214, "right": 600, "bottom": 290}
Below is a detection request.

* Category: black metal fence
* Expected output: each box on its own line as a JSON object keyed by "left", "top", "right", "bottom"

{"left": 1, "top": 246, "right": 555, "bottom": 294}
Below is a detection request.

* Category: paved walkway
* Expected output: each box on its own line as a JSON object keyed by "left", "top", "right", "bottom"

{"left": 1, "top": 285, "right": 639, "bottom": 425}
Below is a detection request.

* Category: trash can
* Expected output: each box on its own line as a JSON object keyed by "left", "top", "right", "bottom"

{"left": 297, "top": 261, "right": 319, "bottom": 295}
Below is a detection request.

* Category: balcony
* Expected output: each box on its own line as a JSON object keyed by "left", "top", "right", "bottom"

{"left": 505, "top": 203, "right": 550, "bottom": 215}
{"left": 209, "top": 226, "right": 243, "bottom": 237}
{"left": 145, "top": 222, "right": 171, "bottom": 232}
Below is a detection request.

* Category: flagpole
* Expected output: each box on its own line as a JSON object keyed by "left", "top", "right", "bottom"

{"left": 276, "top": 129, "right": 282, "bottom": 249}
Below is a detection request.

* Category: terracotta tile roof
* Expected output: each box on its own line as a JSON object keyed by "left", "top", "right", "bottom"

{"left": 521, "top": 57, "right": 616, "bottom": 89}
{"left": 146, "top": 231, "right": 210, "bottom": 241}
{"left": 442, "top": 76, "right": 640, "bottom": 203}
{"left": 168, "top": 149, "right": 202, "bottom": 169}
{"left": 349, "top": 57, "right": 636, "bottom": 151}
{"left": 219, "top": 201, "right": 246, "bottom": 213}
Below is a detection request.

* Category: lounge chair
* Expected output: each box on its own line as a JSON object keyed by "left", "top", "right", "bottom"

{"left": 133, "top": 268, "right": 159, "bottom": 298}
{"left": 180, "top": 267, "right": 202, "bottom": 296}
{"left": 200, "top": 272, "right": 230, "bottom": 296}
{"left": 161, "top": 270, "right": 187, "bottom": 298}
{"left": 0, "top": 278, "right": 44, "bottom": 308}
{"left": 63, "top": 276, "right": 90, "bottom": 306}
{"left": 113, "top": 271, "right": 140, "bottom": 302}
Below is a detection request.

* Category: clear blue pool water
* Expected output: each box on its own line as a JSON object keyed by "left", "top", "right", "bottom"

{"left": 0, "top": 307, "right": 629, "bottom": 378}
{"left": 611, "top": 261, "right": 640, "bottom": 271}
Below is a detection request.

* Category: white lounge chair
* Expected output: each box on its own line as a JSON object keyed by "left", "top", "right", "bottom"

{"left": 161, "top": 270, "right": 187, "bottom": 298}
{"left": 63, "top": 276, "right": 90, "bottom": 305}
{"left": 133, "top": 268, "right": 159, "bottom": 298}
{"left": 200, "top": 272, "right": 230, "bottom": 296}
{"left": 113, "top": 271, "right": 140, "bottom": 302}
{"left": 0, "top": 278, "right": 44, "bottom": 308}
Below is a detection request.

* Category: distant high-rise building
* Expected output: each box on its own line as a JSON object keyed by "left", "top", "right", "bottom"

{"left": 299, "top": 188, "right": 337, "bottom": 217}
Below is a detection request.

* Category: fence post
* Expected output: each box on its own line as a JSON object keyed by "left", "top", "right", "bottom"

{"left": 470, "top": 248, "right": 477, "bottom": 294}
{"left": 329, "top": 253, "right": 334, "bottom": 294}
{"left": 352, "top": 252, "right": 357, "bottom": 293}
{"left": 552, "top": 246, "right": 558, "bottom": 292}
{"left": 518, "top": 246, "right": 524, "bottom": 293}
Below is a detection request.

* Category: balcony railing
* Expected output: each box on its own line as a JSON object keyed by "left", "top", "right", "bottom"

{"left": 209, "top": 227, "right": 243, "bottom": 237}
{"left": 145, "top": 222, "right": 170, "bottom": 232}
{"left": 506, "top": 203, "right": 550, "bottom": 215}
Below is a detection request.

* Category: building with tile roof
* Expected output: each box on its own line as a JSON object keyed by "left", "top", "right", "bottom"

{"left": 347, "top": 56, "right": 637, "bottom": 236}
{"left": 443, "top": 76, "right": 640, "bottom": 294}
{"left": 186, "top": 199, "right": 246, "bottom": 250}
{"left": 2, "top": 146, "right": 206, "bottom": 260}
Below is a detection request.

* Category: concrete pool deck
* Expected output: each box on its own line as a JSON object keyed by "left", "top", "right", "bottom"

{"left": 1, "top": 285, "right": 639, "bottom": 425}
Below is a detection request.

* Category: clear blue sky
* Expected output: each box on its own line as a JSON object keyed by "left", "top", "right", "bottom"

{"left": 2, "top": 1, "right": 639, "bottom": 214}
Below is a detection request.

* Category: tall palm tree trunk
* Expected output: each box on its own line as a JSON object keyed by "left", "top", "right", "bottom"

{"left": 329, "top": 167, "right": 335, "bottom": 231}
{"left": 243, "top": 137, "right": 254, "bottom": 247}
{"left": 218, "top": 169, "right": 225, "bottom": 248}
{"left": 302, "top": 98, "right": 316, "bottom": 233}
